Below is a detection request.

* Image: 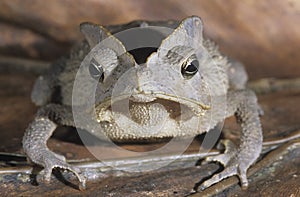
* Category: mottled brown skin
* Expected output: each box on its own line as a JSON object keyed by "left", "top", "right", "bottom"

{"left": 22, "top": 16, "right": 262, "bottom": 191}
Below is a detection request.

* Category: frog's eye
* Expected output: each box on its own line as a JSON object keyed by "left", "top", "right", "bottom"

{"left": 89, "top": 58, "right": 104, "bottom": 82}
{"left": 181, "top": 58, "right": 199, "bottom": 79}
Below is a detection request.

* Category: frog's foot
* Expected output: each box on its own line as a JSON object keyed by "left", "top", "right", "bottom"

{"left": 38, "top": 150, "right": 86, "bottom": 190}
{"left": 200, "top": 140, "right": 249, "bottom": 190}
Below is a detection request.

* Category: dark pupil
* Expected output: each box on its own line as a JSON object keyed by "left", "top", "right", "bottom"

{"left": 89, "top": 59, "right": 104, "bottom": 81}
{"left": 181, "top": 59, "right": 199, "bottom": 77}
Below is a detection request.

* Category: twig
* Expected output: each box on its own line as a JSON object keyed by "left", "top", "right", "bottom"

{"left": 0, "top": 151, "right": 219, "bottom": 176}
{"left": 263, "top": 129, "right": 300, "bottom": 146}
{"left": 248, "top": 77, "right": 300, "bottom": 94}
{"left": 0, "top": 56, "right": 50, "bottom": 75}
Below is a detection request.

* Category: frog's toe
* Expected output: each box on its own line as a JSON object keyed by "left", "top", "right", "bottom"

{"left": 39, "top": 152, "right": 86, "bottom": 190}
{"left": 238, "top": 165, "right": 249, "bottom": 190}
{"left": 39, "top": 167, "right": 52, "bottom": 183}
{"left": 202, "top": 139, "right": 237, "bottom": 166}
{"left": 203, "top": 153, "right": 231, "bottom": 166}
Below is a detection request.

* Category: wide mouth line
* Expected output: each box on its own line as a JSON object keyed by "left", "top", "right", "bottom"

{"left": 95, "top": 92, "right": 210, "bottom": 117}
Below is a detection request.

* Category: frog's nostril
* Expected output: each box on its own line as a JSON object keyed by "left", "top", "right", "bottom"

{"left": 135, "top": 86, "right": 143, "bottom": 93}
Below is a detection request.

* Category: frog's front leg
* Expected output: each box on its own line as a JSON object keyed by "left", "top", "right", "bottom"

{"left": 22, "top": 104, "right": 86, "bottom": 190}
{"left": 200, "top": 89, "right": 263, "bottom": 190}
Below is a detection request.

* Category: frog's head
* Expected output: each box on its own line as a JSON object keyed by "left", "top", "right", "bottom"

{"left": 74, "top": 16, "right": 228, "bottom": 140}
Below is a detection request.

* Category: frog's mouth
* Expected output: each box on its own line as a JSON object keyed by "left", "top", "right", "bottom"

{"left": 130, "top": 93, "right": 210, "bottom": 116}
{"left": 95, "top": 93, "right": 210, "bottom": 123}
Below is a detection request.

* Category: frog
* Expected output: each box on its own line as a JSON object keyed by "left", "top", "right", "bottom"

{"left": 22, "top": 16, "right": 263, "bottom": 191}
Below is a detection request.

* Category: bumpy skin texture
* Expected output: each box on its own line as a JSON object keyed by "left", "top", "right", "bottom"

{"left": 22, "top": 16, "right": 262, "bottom": 190}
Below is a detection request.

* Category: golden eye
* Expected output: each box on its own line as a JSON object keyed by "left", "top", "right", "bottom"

{"left": 89, "top": 58, "right": 104, "bottom": 82}
{"left": 181, "top": 59, "right": 199, "bottom": 79}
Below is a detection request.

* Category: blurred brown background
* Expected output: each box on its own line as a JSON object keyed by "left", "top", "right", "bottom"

{"left": 0, "top": 0, "right": 299, "bottom": 79}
